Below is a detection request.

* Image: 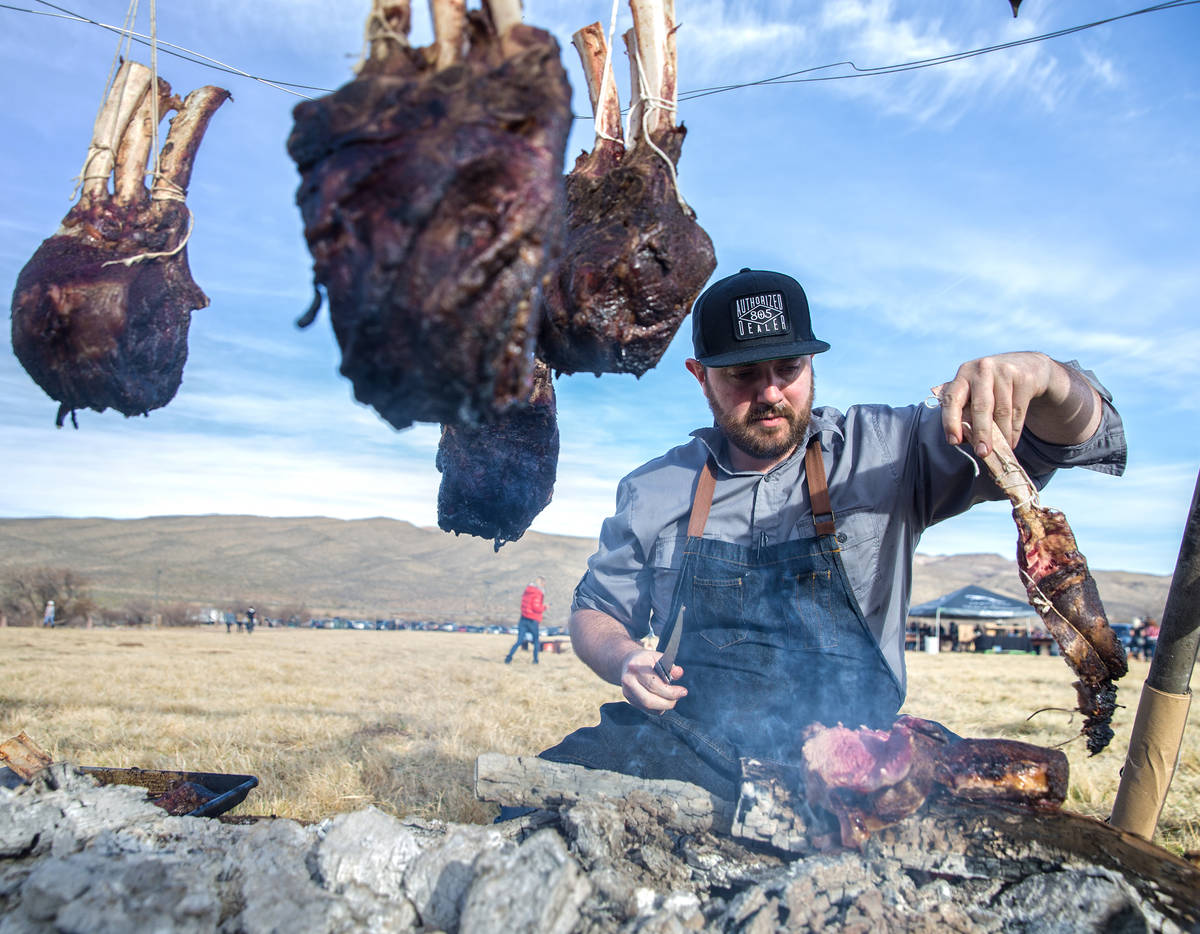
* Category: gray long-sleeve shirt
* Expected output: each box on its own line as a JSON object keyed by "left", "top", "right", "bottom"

{"left": 571, "top": 365, "right": 1126, "bottom": 697}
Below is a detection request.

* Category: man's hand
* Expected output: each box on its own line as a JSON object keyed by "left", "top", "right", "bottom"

{"left": 570, "top": 608, "right": 688, "bottom": 714}
{"left": 619, "top": 648, "right": 687, "bottom": 714}
{"left": 934, "top": 351, "right": 1101, "bottom": 458}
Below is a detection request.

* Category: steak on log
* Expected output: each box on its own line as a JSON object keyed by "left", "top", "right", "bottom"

{"left": 801, "top": 716, "right": 1068, "bottom": 849}
{"left": 536, "top": 0, "right": 717, "bottom": 376}
{"left": 287, "top": 0, "right": 572, "bottom": 430}
{"left": 11, "top": 62, "right": 228, "bottom": 427}
{"left": 968, "top": 420, "right": 1127, "bottom": 755}
{"left": 436, "top": 359, "right": 558, "bottom": 549}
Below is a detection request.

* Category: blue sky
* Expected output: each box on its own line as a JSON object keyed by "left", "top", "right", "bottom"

{"left": 1, "top": 0, "right": 1197, "bottom": 575}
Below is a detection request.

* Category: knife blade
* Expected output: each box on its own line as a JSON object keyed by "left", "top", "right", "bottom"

{"left": 654, "top": 603, "right": 686, "bottom": 683}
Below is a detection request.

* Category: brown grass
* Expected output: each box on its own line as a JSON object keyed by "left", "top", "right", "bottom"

{"left": 1, "top": 628, "right": 1196, "bottom": 855}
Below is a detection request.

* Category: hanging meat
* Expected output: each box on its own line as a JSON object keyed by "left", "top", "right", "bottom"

{"left": 11, "top": 62, "right": 228, "bottom": 428}
{"left": 436, "top": 359, "right": 558, "bottom": 550}
{"left": 536, "top": 0, "right": 717, "bottom": 377}
{"left": 287, "top": 0, "right": 571, "bottom": 430}
{"left": 800, "top": 716, "right": 1068, "bottom": 849}
{"left": 970, "top": 421, "right": 1128, "bottom": 755}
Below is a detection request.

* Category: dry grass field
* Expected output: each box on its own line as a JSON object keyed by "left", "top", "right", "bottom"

{"left": 1, "top": 626, "right": 1196, "bottom": 856}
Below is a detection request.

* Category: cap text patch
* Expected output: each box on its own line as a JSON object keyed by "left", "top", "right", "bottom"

{"left": 734, "top": 292, "right": 790, "bottom": 340}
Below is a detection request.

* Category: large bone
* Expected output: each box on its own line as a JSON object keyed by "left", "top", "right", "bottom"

{"left": 365, "top": 0, "right": 412, "bottom": 64}
{"left": 79, "top": 62, "right": 154, "bottom": 207}
{"left": 627, "top": 0, "right": 677, "bottom": 144}
{"left": 156, "top": 86, "right": 232, "bottom": 198}
{"left": 113, "top": 77, "right": 175, "bottom": 206}
{"left": 572, "top": 22, "right": 623, "bottom": 153}
{"left": 475, "top": 753, "right": 734, "bottom": 834}
{"left": 430, "top": 0, "right": 466, "bottom": 69}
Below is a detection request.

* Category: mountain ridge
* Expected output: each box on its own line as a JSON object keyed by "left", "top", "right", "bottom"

{"left": 0, "top": 515, "right": 1171, "bottom": 625}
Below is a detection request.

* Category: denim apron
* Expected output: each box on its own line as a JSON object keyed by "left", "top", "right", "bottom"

{"left": 541, "top": 438, "right": 903, "bottom": 801}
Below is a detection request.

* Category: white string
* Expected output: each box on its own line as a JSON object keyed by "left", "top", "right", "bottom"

{"left": 147, "top": 0, "right": 160, "bottom": 191}
{"left": 70, "top": 0, "right": 139, "bottom": 200}
{"left": 356, "top": 0, "right": 410, "bottom": 73}
{"left": 589, "top": 0, "right": 622, "bottom": 145}
{"left": 631, "top": 40, "right": 692, "bottom": 215}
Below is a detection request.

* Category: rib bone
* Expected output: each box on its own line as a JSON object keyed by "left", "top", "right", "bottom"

{"left": 628, "top": 0, "right": 676, "bottom": 142}
{"left": 572, "top": 22, "right": 624, "bottom": 153}
{"left": 430, "top": 0, "right": 466, "bottom": 69}
{"left": 79, "top": 62, "right": 153, "bottom": 206}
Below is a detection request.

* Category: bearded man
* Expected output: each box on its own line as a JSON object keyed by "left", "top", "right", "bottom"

{"left": 539, "top": 267, "right": 1127, "bottom": 801}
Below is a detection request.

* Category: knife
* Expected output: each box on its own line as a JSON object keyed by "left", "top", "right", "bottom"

{"left": 654, "top": 604, "right": 686, "bottom": 683}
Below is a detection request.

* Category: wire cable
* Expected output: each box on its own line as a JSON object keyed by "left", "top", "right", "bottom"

{"left": 2, "top": 0, "right": 1196, "bottom": 108}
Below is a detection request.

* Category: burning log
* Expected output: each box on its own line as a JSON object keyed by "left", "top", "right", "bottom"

{"left": 536, "top": 1, "right": 717, "bottom": 376}
{"left": 287, "top": 0, "right": 572, "bottom": 430}
{"left": 436, "top": 359, "right": 559, "bottom": 549}
{"left": 969, "top": 420, "right": 1127, "bottom": 754}
{"left": 11, "top": 63, "right": 228, "bottom": 427}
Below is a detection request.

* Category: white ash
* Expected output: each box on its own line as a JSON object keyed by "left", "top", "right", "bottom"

{"left": 0, "top": 764, "right": 1189, "bottom": 933}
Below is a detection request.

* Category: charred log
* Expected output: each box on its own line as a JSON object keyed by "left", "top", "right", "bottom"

{"left": 288, "top": 0, "right": 572, "bottom": 429}
{"left": 11, "top": 63, "right": 228, "bottom": 427}
{"left": 537, "top": 3, "right": 716, "bottom": 377}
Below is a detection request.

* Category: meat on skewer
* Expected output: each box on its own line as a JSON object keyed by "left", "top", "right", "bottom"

{"left": 287, "top": 0, "right": 572, "bottom": 430}
{"left": 436, "top": 359, "right": 559, "bottom": 549}
{"left": 537, "top": 0, "right": 716, "bottom": 376}
{"left": 11, "top": 62, "right": 228, "bottom": 427}
{"left": 969, "top": 420, "right": 1127, "bottom": 755}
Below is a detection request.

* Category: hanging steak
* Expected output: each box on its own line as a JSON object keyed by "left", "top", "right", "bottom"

{"left": 287, "top": 0, "right": 571, "bottom": 430}
{"left": 436, "top": 359, "right": 558, "bottom": 549}
{"left": 968, "top": 420, "right": 1127, "bottom": 755}
{"left": 537, "top": 1, "right": 716, "bottom": 377}
{"left": 800, "top": 716, "right": 1068, "bottom": 849}
{"left": 11, "top": 62, "right": 228, "bottom": 427}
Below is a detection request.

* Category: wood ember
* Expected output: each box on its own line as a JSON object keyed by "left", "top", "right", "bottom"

{"left": 536, "top": 1, "right": 717, "bottom": 376}
{"left": 287, "top": 0, "right": 572, "bottom": 430}
{"left": 435, "top": 359, "right": 558, "bottom": 549}
{"left": 11, "top": 62, "right": 228, "bottom": 427}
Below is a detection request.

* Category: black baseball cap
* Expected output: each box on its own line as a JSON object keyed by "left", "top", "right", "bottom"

{"left": 691, "top": 268, "right": 830, "bottom": 367}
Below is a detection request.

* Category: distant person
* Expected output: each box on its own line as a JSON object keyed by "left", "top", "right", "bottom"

{"left": 505, "top": 577, "right": 547, "bottom": 665}
{"left": 246, "top": 607, "right": 256, "bottom": 635}
{"left": 1130, "top": 620, "right": 1146, "bottom": 660}
{"left": 226, "top": 615, "right": 233, "bottom": 634}
{"left": 41, "top": 600, "right": 55, "bottom": 628}
{"left": 1143, "top": 617, "right": 1160, "bottom": 660}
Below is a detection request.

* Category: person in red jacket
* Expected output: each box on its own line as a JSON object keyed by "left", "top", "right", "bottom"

{"left": 505, "top": 577, "right": 547, "bottom": 665}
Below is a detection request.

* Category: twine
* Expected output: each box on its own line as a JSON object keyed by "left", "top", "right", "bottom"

{"left": 591, "top": 0, "right": 623, "bottom": 145}
{"left": 630, "top": 37, "right": 691, "bottom": 215}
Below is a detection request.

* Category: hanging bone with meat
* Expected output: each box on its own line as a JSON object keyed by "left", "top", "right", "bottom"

{"left": 970, "top": 422, "right": 1128, "bottom": 754}
{"left": 11, "top": 62, "right": 228, "bottom": 427}
{"left": 436, "top": 359, "right": 558, "bottom": 550}
{"left": 287, "top": 0, "right": 572, "bottom": 430}
{"left": 537, "top": 0, "right": 717, "bottom": 376}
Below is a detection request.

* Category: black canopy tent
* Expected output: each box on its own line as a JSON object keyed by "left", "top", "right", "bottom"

{"left": 907, "top": 585, "right": 1041, "bottom": 652}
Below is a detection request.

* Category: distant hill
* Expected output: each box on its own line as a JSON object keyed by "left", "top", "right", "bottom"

{"left": 0, "top": 516, "right": 1172, "bottom": 625}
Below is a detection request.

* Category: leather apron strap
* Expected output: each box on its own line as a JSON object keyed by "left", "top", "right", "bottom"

{"left": 805, "top": 438, "right": 836, "bottom": 536}
{"left": 687, "top": 458, "right": 718, "bottom": 537}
